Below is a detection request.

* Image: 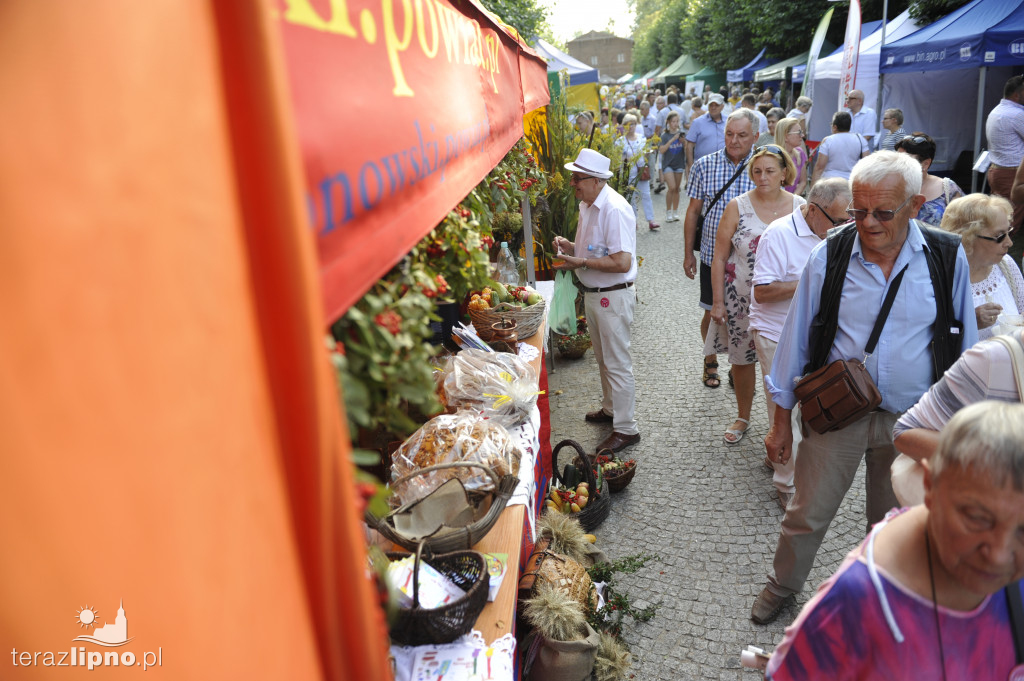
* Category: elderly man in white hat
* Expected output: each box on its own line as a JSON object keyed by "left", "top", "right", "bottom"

{"left": 552, "top": 148, "right": 641, "bottom": 454}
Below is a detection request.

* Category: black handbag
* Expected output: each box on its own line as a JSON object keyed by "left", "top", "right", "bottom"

{"left": 694, "top": 161, "right": 747, "bottom": 252}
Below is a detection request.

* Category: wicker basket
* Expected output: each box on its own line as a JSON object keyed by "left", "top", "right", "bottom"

{"left": 546, "top": 439, "right": 611, "bottom": 532}
{"left": 594, "top": 449, "right": 637, "bottom": 493}
{"left": 387, "top": 543, "right": 490, "bottom": 645}
{"left": 556, "top": 334, "right": 591, "bottom": 359}
{"left": 470, "top": 300, "right": 546, "bottom": 340}
{"left": 366, "top": 462, "right": 519, "bottom": 554}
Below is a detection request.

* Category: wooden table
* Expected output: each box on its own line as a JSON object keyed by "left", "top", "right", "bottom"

{"left": 470, "top": 323, "right": 545, "bottom": 644}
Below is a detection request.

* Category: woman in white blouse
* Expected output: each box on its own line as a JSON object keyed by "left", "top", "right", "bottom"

{"left": 940, "top": 194, "right": 1024, "bottom": 339}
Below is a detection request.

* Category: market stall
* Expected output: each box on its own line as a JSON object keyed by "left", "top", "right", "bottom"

{"left": 0, "top": 1, "right": 552, "bottom": 679}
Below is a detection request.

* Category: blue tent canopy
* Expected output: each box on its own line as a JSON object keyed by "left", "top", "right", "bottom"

{"left": 533, "top": 38, "right": 600, "bottom": 85}
{"left": 727, "top": 48, "right": 773, "bottom": 83}
{"left": 880, "top": 0, "right": 1024, "bottom": 72}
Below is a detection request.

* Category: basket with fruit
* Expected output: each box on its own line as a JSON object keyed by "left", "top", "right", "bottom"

{"left": 543, "top": 439, "right": 610, "bottom": 531}
{"left": 595, "top": 450, "right": 637, "bottom": 493}
{"left": 467, "top": 282, "right": 546, "bottom": 340}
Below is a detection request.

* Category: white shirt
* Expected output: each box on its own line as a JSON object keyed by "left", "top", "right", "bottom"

{"left": 850, "top": 107, "right": 877, "bottom": 140}
{"left": 748, "top": 107, "right": 769, "bottom": 134}
{"left": 749, "top": 209, "right": 824, "bottom": 342}
{"left": 985, "top": 98, "right": 1024, "bottom": 167}
{"left": 574, "top": 184, "right": 637, "bottom": 288}
{"left": 819, "top": 132, "right": 869, "bottom": 179}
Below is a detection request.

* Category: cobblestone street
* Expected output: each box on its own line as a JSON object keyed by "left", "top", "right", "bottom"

{"left": 546, "top": 187, "right": 868, "bottom": 680}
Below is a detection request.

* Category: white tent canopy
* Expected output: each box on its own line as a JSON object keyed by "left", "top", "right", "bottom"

{"left": 807, "top": 10, "right": 922, "bottom": 142}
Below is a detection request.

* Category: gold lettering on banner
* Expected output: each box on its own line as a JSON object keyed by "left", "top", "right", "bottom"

{"left": 382, "top": 0, "right": 414, "bottom": 96}
{"left": 279, "top": 0, "right": 505, "bottom": 97}
{"left": 415, "top": 0, "right": 438, "bottom": 58}
{"left": 283, "top": 0, "right": 357, "bottom": 37}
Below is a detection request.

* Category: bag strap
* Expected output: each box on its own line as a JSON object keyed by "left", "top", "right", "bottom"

{"left": 864, "top": 264, "right": 909, "bottom": 358}
{"left": 700, "top": 160, "right": 748, "bottom": 219}
{"left": 1006, "top": 581, "right": 1024, "bottom": 664}
{"left": 991, "top": 331, "right": 1024, "bottom": 397}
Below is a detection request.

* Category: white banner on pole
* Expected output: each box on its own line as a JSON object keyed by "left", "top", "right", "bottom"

{"left": 803, "top": 8, "right": 834, "bottom": 107}
{"left": 838, "top": 0, "right": 862, "bottom": 110}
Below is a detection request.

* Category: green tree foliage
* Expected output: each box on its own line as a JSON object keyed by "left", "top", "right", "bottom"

{"left": 631, "top": 0, "right": 916, "bottom": 77}
{"left": 478, "top": 0, "right": 549, "bottom": 41}
{"left": 908, "top": 0, "right": 970, "bottom": 24}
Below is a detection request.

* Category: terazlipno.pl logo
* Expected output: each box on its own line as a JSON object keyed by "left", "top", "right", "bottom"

{"left": 10, "top": 599, "right": 163, "bottom": 671}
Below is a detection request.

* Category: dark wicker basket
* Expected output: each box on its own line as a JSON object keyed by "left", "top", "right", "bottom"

{"left": 366, "top": 462, "right": 519, "bottom": 554}
{"left": 387, "top": 542, "right": 490, "bottom": 645}
{"left": 546, "top": 439, "right": 611, "bottom": 531}
{"left": 595, "top": 448, "right": 637, "bottom": 493}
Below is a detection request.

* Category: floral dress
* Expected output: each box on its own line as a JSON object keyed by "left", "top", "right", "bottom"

{"left": 916, "top": 177, "right": 964, "bottom": 228}
{"left": 704, "top": 192, "right": 806, "bottom": 364}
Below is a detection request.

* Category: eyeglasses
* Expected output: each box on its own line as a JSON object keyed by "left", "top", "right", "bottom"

{"left": 812, "top": 202, "right": 846, "bottom": 226}
{"left": 846, "top": 195, "right": 914, "bottom": 222}
{"left": 845, "top": 95, "right": 862, "bottom": 101}
{"left": 570, "top": 173, "right": 597, "bottom": 184}
{"left": 976, "top": 231, "right": 1010, "bottom": 244}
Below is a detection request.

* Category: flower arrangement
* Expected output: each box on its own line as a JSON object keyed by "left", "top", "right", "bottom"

{"left": 556, "top": 316, "right": 591, "bottom": 359}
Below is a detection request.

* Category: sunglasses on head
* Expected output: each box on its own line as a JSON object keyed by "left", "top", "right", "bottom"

{"left": 758, "top": 144, "right": 786, "bottom": 157}
{"left": 976, "top": 231, "right": 1010, "bottom": 244}
{"left": 896, "top": 135, "right": 930, "bottom": 151}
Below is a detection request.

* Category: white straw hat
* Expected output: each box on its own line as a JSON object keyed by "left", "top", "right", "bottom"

{"left": 564, "top": 148, "right": 613, "bottom": 179}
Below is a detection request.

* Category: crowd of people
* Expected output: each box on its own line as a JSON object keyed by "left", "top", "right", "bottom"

{"left": 553, "top": 73, "right": 1024, "bottom": 678}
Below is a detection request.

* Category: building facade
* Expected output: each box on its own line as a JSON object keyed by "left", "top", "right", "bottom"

{"left": 566, "top": 31, "right": 633, "bottom": 81}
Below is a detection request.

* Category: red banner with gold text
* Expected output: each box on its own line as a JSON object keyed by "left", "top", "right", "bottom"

{"left": 275, "top": 0, "right": 550, "bottom": 322}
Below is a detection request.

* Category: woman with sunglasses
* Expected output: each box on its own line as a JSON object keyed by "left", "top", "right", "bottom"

{"left": 706, "top": 144, "right": 804, "bottom": 444}
{"left": 774, "top": 117, "right": 808, "bottom": 196}
{"left": 940, "top": 194, "right": 1024, "bottom": 339}
{"left": 895, "top": 132, "right": 964, "bottom": 228}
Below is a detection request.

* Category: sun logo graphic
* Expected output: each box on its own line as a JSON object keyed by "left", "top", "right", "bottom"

{"left": 72, "top": 599, "right": 134, "bottom": 647}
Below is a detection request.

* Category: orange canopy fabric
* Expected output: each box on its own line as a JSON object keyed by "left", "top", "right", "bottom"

{"left": 0, "top": 2, "right": 386, "bottom": 679}
{"left": 276, "top": 0, "right": 550, "bottom": 321}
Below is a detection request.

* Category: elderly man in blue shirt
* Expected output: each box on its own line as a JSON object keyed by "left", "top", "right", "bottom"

{"left": 750, "top": 151, "right": 977, "bottom": 626}
{"left": 684, "top": 93, "right": 727, "bottom": 168}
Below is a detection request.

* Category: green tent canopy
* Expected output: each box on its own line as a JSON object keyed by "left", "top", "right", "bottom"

{"left": 652, "top": 54, "right": 704, "bottom": 84}
{"left": 686, "top": 66, "right": 726, "bottom": 94}
{"left": 753, "top": 52, "right": 809, "bottom": 82}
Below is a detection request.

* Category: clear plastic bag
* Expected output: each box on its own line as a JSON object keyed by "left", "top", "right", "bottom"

{"left": 390, "top": 411, "right": 523, "bottom": 506}
{"left": 439, "top": 349, "right": 540, "bottom": 427}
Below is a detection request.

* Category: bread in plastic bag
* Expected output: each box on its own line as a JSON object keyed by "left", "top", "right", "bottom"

{"left": 439, "top": 348, "right": 540, "bottom": 427}
{"left": 390, "top": 411, "right": 522, "bottom": 506}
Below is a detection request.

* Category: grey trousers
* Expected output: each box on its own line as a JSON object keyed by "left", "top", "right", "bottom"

{"left": 766, "top": 410, "right": 900, "bottom": 597}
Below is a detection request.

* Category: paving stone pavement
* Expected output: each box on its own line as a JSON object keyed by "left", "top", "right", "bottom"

{"left": 545, "top": 183, "right": 869, "bottom": 680}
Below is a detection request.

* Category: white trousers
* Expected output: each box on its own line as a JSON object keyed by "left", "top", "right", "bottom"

{"left": 584, "top": 287, "right": 638, "bottom": 435}
{"left": 751, "top": 330, "right": 798, "bottom": 494}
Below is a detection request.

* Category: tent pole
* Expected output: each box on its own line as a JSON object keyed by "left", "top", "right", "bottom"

{"left": 875, "top": 0, "right": 888, "bottom": 134}
{"left": 973, "top": 66, "right": 987, "bottom": 193}
{"left": 523, "top": 195, "right": 536, "bottom": 285}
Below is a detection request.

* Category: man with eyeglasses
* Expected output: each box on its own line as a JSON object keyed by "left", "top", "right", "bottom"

{"left": 750, "top": 151, "right": 977, "bottom": 626}
{"left": 748, "top": 178, "right": 852, "bottom": 511}
{"left": 553, "top": 149, "right": 641, "bottom": 455}
{"left": 844, "top": 89, "right": 877, "bottom": 147}
{"left": 985, "top": 75, "right": 1024, "bottom": 235}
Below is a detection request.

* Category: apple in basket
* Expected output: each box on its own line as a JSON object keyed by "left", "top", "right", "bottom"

{"left": 600, "top": 458, "right": 636, "bottom": 478}
{"left": 545, "top": 482, "right": 590, "bottom": 514}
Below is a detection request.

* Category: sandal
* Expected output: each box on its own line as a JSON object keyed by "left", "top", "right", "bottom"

{"left": 724, "top": 418, "right": 750, "bottom": 445}
{"left": 703, "top": 361, "right": 721, "bottom": 388}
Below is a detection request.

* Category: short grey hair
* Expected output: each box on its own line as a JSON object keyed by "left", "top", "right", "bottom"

{"left": 807, "top": 177, "right": 851, "bottom": 207}
{"left": 726, "top": 108, "right": 758, "bottom": 132}
{"left": 932, "top": 401, "right": 1024, "bottom": 491}
{"left": 656, "top": 96, "right": 666, "bottom": 106}
{"left": 796, "top": 96, "right": 813, "bottom": 109}
{"left": 849, "top": 150, "right": 922, "bottom": 198}
{"left": 884, "top": 108, "right": 904, "bottom": 125}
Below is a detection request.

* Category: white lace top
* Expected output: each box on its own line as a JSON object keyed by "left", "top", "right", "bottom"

{"left": 972, "top": 254, "right": 1024, "bottom": 339}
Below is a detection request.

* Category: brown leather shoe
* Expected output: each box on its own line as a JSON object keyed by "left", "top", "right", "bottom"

{"left": 584, "top": 408, "right": 614, "bottom": 423}
{"left": 596, "top": 431, "right": 640, "bottom": 453}
{"left": 751, "top": 587, "right": 793, "bottom": 625}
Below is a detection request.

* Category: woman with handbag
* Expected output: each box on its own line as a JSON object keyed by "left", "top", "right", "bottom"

{"left": 706, "top": 145, "right": 804, "bottom": 444}
{"left": 616, "top": 114, "right": 659, "bottom": 231}
{"left": 767, "top": 401, "right": 1024, "bottom": 680}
